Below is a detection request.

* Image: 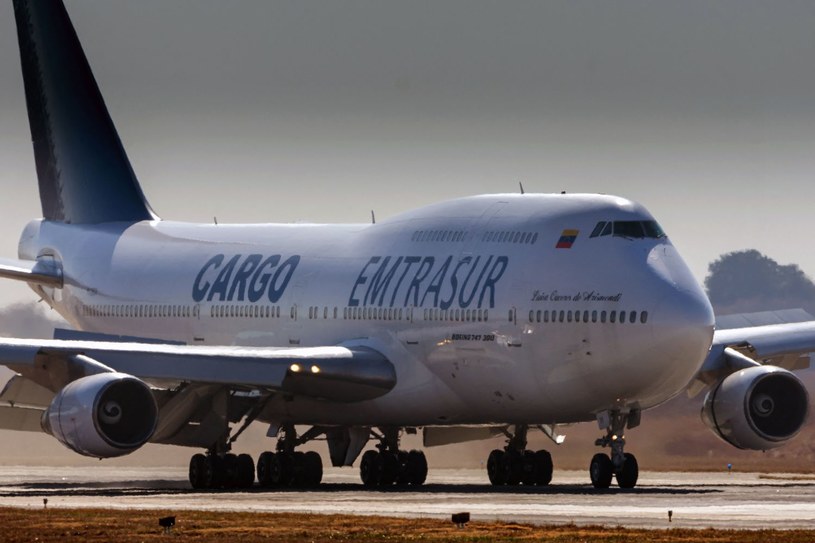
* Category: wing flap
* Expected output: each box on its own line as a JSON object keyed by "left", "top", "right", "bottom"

{"left": 0, "top": 374, "right": 55, "bottom": 408}
{"left": 0, "top": 405, "right": 44, "bottom": 432}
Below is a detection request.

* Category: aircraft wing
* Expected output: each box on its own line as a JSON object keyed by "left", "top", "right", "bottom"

{"left": 0, "top": 257, "right": 62, "bottom": 287}
{"left": 0, "top": 337, "right": 396, "bottom": 403}
{"left": 689, "top": 319, "right": 815, "bottom": 396}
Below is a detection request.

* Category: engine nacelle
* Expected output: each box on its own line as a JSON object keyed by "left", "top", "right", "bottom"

{"left": 702, "top": 365, "right": 809, "bottom": 450}
{"left": 42, "top": 373, "right": 158, "bottom": 458}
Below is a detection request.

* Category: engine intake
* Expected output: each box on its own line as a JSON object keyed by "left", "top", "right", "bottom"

{"left": 42, "top": 373, "right": 158, "bottom": 458}
{"left": 702, "top": 365, "right": 809, "bottom": 450}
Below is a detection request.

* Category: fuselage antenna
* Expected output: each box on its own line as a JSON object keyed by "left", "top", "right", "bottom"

{"left": 519, "top": 182, "right": 525, "bottom": 195}
{"left": 371, "top": 210, "right": 376, "bottom": 224}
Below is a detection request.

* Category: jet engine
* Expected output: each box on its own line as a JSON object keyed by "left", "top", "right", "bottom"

{"left": 702, "top": 365, "right": 809, "bottom": 450}
{"left": 41, "top": 373, "right": 158, "bottom": 458}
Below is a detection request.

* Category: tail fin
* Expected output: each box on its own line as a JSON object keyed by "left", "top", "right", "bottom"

{"left": 13, "top": 0, "right": 157, "bottom": 224}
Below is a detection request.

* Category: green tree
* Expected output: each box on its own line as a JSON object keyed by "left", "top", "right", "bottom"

{"left": 705, "top": 249, "right": 815, "bottom": 315}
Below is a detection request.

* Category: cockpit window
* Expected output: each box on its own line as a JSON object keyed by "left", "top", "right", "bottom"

{"left": 613, "top": 221, "right": 645, "bottom": 238}
{"left": 589, "top": 220, "right": 666, "bottom": 239}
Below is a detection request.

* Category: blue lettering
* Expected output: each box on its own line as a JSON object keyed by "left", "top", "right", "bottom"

{"left": 192, "top": 254, "right": 223, "bottom": 302}
{"left": 348, "top": 256, "right": 380, "bottom": 307}
{"left": 269, "top": 255, "right": 300, "bottom": 303}
{"left": 208, "top": 254, "right": 241, "bottom": 301}
{"left": 247, "top": 255, "right": 280, "bottom": 302}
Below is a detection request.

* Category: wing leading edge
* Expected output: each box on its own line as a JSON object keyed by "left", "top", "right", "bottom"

{"left": 0, "top": 337, "right": 396, "bottom": 403}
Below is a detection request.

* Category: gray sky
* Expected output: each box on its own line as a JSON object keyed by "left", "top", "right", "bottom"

{"left": 1, "top": 0, "right": 814, "bottom": 307}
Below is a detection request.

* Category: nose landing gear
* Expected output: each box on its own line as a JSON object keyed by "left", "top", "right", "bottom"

{"left": 590, "top": 409, "right": 640, "bottom": 489}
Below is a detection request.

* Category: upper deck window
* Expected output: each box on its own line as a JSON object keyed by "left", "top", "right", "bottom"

{"left": 589, "top": 220, "right": 666, "bottom": 240}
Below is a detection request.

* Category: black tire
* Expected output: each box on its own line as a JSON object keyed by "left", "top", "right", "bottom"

{"left": 487, "top": 449, "right": 505, "bottom": 485}
{"left": 270, "top": 452, "right": 293, "bottom": 486}
{"left": 520, "top": 450, "right": 537, "bottom": 485}
{"left": 237, "top": 453, "right": 255, "bottom": 488}
{"left": 616, "top": 453, "right": 639, "bottom": 489}
{"left": 396, "top": 451, "right": 411, "bottom": 485}
{"left": 360, "top": 450, "right": 381, "bottom": 487}
{"left": 533, "top": 449, "right": 553, "bottom": 486}
{"left": 379, "top": 452, "right": 399, "bottom": 486}
{"left": 589, "top": 453, "right": 613, "bottom": 489}
{"left": 302, "top": 451, "right": 323, "bottom": 487}
{"left": 502, "top": 451, "right": 522, "bottom": 486}
{"left": 406, "top": 450, "right": 428, "bottom": 486}
{"left": 189, "top": 453, "right": 208, "bottom": 489}
{"left": 218, "top": 453, "right": 238, "bottom": 488}
{"left": 256, "top": 451, "right": 275, "bottom": 487}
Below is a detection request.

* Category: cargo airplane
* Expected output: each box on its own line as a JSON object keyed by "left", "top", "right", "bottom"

{"left": 0, "top": 0, "right": 812, "bottom": 490}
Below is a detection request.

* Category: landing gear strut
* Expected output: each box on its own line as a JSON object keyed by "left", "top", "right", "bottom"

{"left": 256, "top": 425, "right": 324, "bottom": 488}
{"left": 359, "top": 427, "right": 428, "bottom": 487}
{"left": 486, "top": 425, "right": 553, "bottom": 486}
{"left": 590, "top": 410, "right": 639, "bottom": 489}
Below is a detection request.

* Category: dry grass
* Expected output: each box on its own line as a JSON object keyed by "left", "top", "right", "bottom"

{"left": 0, "top": 508, "right": 812, "bottom": 543}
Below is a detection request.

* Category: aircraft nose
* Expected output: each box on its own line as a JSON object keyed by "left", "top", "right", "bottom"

{"left": 646, "top": 244, "right": 715, "bottom": 391}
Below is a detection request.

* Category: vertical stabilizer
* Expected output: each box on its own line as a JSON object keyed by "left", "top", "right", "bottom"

{"left": 13, "top": 0, "right": 156, "bottom": 224}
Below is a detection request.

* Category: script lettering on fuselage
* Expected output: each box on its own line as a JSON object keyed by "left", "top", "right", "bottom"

{"left": 192, "top": 254, "right": 300, "bottom": 302}
{"left": 348, "top": 255, "right": 509, "bottom": 309}
{"left": 531, "top": 289, "right": 622, "bottom": 303}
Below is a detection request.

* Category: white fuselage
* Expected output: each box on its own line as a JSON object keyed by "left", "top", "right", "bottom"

{"left": 19, "top": 193, "right": 715, "bottom": 428}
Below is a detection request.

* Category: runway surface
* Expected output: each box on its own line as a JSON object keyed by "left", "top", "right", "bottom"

{"left": 1, "top": 466, "right": 814, "bottom": 529}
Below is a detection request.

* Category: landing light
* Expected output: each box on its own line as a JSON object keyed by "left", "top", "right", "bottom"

{"left": 290, "top": 363, "right": 301, "bottom": 373}
{"left": 311, "top": 365, "right": 321, "bottom": 374}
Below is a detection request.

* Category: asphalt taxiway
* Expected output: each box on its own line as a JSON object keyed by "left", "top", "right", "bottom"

{"left": 0, "top": 466, "right": 813, "bottom": 529}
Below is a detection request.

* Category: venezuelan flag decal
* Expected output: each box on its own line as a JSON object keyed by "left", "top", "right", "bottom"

{"left": 556, "top": 229, "right": 579, "bottom": 249}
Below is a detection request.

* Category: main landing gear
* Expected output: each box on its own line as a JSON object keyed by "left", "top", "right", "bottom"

{"left": 589, "top": 410, "right": 639, "bottom": 489}
{"left": 486, "top": 425, "right": 553, "bottom": 486}
{"left": 188, "top": 425, "right": 324, "bottom": 490}
{"left": 359, "top": 428, "right": 428, "bottom": 487}
{"left": 257, "top": 425, "right": 323, "bottom": 488}
{"left": 189, "top": 451, "right": 255, "bottom": 489}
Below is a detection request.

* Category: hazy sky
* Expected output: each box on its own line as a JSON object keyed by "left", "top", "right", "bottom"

{"left": 0, "top": 0, "right": 814, "bottom": 307}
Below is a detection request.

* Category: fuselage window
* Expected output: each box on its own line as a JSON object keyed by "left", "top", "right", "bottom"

{"left": 536, "top": 310, "right": 542, "bottom": 323}
{"left": 640, "top": 311, "right": 648, "bottom": 323}
{"left": 543, "top": 310, "right": 549, "bottom": 323}
{"left": 591, "top": 310, "right": 597, "bottom": 323}
{"left": 619, "top": 311, "right": 626, "bottom": 323}
{"left": 529, "top": 310, "right": 534, "bottom": 323}
{"left": 630, "top": 311, "right": 637, "bottom": 323}
{"left": 583, "top": 310, "right": 589, "bottom": 322}
{"left": 600, "top": 310, "right": 607, "bottom": 323}
{"left": 610, "top": 311, "right": 617, "bottom": 323}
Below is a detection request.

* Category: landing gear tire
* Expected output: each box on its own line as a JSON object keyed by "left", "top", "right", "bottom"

{"left": 236, "top": 453, "right": 255, "bottom": 488}
{"left": 589, "top": 453, "right": 613, "bottom": 490}
{"left": 532, "top": 450, "right": 553, "bottom": 486}
{"left": 379, "top": 452, "right": 400, "bottom": 486}
{"left": 270, "top": 452, "right": 293, "bottom": 486}
{"left": 302, "top": 451, "right": 323, "bottom": 487}
{"left": 487, "top": 449, "right": 506, "bottom": 485}
{"left": 189, "top": 453, "right": 211, "bottom": 489}
{"left": 616, "top": 453, "right": 638, "bottom": 489}
{"left": 360, "top": 450, "right": 381, "bottom": 487}
{"left": 256, "top": 451, "right": 275, "bottom": 487}
{"left": 406, "top": 450, "right": 428, "bottom": 486}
